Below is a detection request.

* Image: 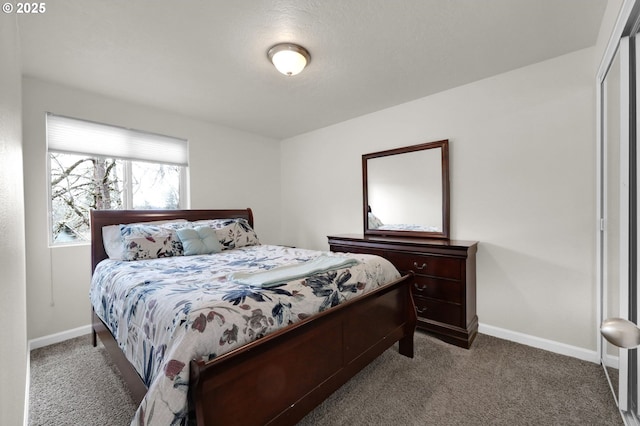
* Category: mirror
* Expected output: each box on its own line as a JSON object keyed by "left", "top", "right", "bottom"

{"left": 602, "top": 42, "right": 621, "bottom": 402}
{"left": 363, "top": 139, "right": 450, "bottom": 239}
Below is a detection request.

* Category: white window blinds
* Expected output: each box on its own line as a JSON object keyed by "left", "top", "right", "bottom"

{"left": 46, "top": 113, "right": 188, "bottom": 166}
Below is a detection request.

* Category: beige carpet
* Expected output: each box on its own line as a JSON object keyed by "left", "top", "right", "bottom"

{"left": 29, "top": 331, "right": 622, "bottom": 425}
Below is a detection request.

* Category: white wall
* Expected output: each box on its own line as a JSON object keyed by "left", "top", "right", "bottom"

{"left": 22, "top": 77, "right": 282, "bottom": 340}
{"left": 0, "top": 14, "right": 27, "bottom": 426}
{"left": 281, "top": 47, "right": 597, "bottom": 350}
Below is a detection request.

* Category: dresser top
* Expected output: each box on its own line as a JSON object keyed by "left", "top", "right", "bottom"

{"left": 327, "top": 234, "right": 478, "bottom": 249}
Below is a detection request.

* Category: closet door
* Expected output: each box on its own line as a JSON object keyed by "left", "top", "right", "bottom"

{"left": 598, "top": 5, "right": 640, "bottom": 421}
{"left": 601, "top": 39, "right": 624, "bottom": 409}
{"left": 632, "top": 30, "right": 640, "bottom": 418}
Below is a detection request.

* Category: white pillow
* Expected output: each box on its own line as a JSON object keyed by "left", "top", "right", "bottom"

{"left": 103, "top": 224, "right": 125, "bottom": 259}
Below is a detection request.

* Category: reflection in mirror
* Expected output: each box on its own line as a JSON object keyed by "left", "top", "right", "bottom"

{"left": 363, "top": 140, "right": 449, "bottom": 239}
{"left": 603, "top": 44, "right": 620, "bottom": 401}
{"left": 367, "top": 149, "right": 442, "bottom": 231}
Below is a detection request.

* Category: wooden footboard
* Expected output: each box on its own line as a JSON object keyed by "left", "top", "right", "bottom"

{"left": 93, "top": 273, "right": 415, "bottom": 425}
{"left": 188, "top": 273, "right": 416, "bottom": 426}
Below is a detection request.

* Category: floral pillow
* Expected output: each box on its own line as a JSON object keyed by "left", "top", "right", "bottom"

{"left": 120, "top": 223, "right": 187, "bottom": 261}
{"left": 233, "top": 218, "right": 260, "bottom": 248}
{"left": 103, "top": 220, "right": 188, "bottom": 260}
{"left": 191, "top": 218, "right": 260, "bottom": 250}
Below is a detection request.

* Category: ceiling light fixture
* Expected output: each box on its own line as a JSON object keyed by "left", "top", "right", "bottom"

{"left": 267, "top": 43, "right": 311, "bottom": 76}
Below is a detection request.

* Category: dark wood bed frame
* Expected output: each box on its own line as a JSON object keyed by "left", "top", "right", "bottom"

{"left": 90, "top": 208, "right": 417, "bottom": 425}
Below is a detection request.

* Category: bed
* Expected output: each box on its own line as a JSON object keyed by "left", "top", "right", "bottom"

{"left": 90, "top": 208, "right": 416, "bottom": 425}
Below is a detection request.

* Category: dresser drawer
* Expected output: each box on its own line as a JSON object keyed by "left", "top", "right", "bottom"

{"left": 414, "top": 296, "right": 463, "bottom": 327}
{"left": 385, "top": 252, "right": 462, "bottom": 280}
{"left": 412, "top": 276, "right": 462, "bottom": 304}
{"left": 329, "top": 244, "right": 384, "bottom": 258}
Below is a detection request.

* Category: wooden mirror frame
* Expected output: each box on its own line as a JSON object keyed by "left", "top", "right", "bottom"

{"left": 363, "top": 139, "right": 450, "bottom": 239}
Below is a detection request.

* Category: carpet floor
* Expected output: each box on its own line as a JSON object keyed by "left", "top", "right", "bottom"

{"left": 29, "top": 331, "right": 623, "bottom": 425}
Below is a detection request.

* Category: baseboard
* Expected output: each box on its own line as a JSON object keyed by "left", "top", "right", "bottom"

{"left": 28, "top": 322, "right": 604, "bottom": 366}
{"left": 479, "top": 323, "right": 600, "bottom": 364}
{"left": 28, "top": 324, "right": 91, "bottom": 351}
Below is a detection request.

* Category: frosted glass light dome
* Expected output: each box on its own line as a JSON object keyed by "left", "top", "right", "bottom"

{"left": 268, "top": 43, "right": 311, "bottom": 76}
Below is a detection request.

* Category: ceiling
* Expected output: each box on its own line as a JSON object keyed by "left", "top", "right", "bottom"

{"left": 18, "top": 0, "right": 608, "bottom": 140}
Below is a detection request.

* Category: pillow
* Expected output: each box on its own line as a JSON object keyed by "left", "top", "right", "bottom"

{"left": 102, "top": 219, "right": 188, "bottom": 260}
{"left": 191, "top": 218, "right": 260, "bottom": 250}
{"left": 233, "top": 218, "right": 260, "bottom": 248}
{"left": 176, "top": 226, "right": 223, "bottom": 256}
{"left": 190, "top": 218, "right": 235, "bottom": 229}
{"left": 368, "top": 212, "right": 384, "bottom": 229}
{"left": 103, "top": 224, "right": 125, "bottom": 259}
{"left": 121, "top": 223, "right": 185, "bottom": 261}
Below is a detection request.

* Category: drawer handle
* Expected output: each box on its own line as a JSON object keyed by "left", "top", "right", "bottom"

{"left": 416, "top": 306, "right": 428, "bottom": 314}
{"left": 413, "top": 261, "right": 427, "bottom": 270}
{"left": 413, "top": 283, "right": 424, "bottom": 292}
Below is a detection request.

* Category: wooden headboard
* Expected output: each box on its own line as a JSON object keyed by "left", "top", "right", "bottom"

{"left": 90, "top": 208, "right": 254, "bottom": 273}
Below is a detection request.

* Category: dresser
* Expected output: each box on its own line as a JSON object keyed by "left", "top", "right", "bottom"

{"left": 328, "top": 234, "right": 478, "bottom": 349}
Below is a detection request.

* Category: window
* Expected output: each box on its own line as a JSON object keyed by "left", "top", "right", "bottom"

{"left": 47, "top": 113, "right": 188, "bottom": 245}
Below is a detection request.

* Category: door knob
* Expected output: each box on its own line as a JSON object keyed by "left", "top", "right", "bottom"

{"left": 601, "top": 317, "right": 640, "bottom": 348}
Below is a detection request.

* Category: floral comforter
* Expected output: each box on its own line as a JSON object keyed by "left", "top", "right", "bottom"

{"left": 90, "top": 244, "right": 400, "bottom": 425}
